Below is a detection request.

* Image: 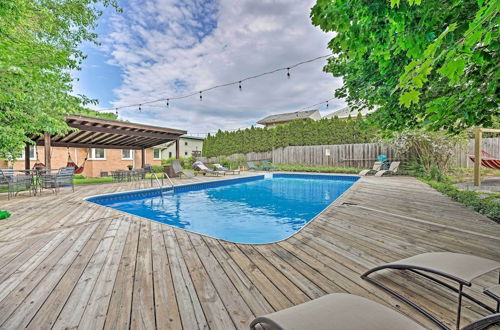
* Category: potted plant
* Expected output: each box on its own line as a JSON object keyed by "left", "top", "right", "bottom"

{"left": 127, "top": 164, "right": 133, "bottom": 170}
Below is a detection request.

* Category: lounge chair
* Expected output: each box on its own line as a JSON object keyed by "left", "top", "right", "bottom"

{"left": 250, "top": 293, "right": 500, "bottom": 330}
{"left": 247, "top": 161, "right": 261, "bottom": 171}
{"left": 192, "top": 161, "right": 224, "bottom": 176}
{"left": 359, "top": 161, "right": 383, "bottom": 176}
{"left": 261, "top": 160, "right": 277, "bottom": 171}
{"left": 374, "top": 161, "right": 400, "bottom": 176}
{"left": 0, "top": 169, "right": 34, "bottom": 199}
{"left": 172, "top": 159, "right": 194, "bottom": 178}
{"left": 40, "top": 167, "right": 75, "bottom": 194}
{"left": 213, "top": 163, "right": 240, "bottom": 175}
{"left": 484, "top": 285, "right": 500, "bottom": 312}
{"left": 362, "top": 252, "right": 500, "bottom": 329}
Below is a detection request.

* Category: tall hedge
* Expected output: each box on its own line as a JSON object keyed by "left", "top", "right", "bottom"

{"left": 203, "top": 115, "right": 378, "bottom": 157}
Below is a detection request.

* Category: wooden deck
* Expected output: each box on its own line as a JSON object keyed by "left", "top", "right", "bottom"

{"left": 0, "top": 173, "right": 499, "bottom": 330}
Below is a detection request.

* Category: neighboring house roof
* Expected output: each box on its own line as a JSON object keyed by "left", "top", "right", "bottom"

{"left": 180, "top": 135, "right": 205, "bottom": 140}
{"left": 323, "top": 106, "right": 375, "bottom": 119}
{"left": 257, "top": 110, "right": 321, "bottom": 125}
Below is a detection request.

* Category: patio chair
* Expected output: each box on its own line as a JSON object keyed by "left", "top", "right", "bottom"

{"left": 192, "top": 161, "right": 224, "bottom": 176}
{"left": 0, "top": 169, "right": 34, "bottom": 199}
{"left": 172, "top": 159, "right": 195, "bottom": 178}
{"left": 359, "top": 161, "right": 383, "bottom": 176}
{"left": 374, "top": 161, "right": 400, "bottom": 176}
{"left": 362, "top": 252, "right": 500, "bottom": 329}
{"left": 213, "top": 163, "right": 240, "bottom": 175}
{"left": 40, "top": 167, "right": 75, "bottom": 194}
{"left": 250, "top": 293, "right": 500, "bottom": 330}
{"left": 261, "top": 160, "right": 277, "bottom": 171}
{"left": 247, "top": 161, "right": 261, "bottom": 171}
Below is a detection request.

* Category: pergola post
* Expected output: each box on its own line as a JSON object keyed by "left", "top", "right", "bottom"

{"left": 175, "top": 139, "right": 180, "bottom": 159}
{"left": 24, "top": 142, "right": 30, "bottom": 170}
{"left": 141, "top": 148, "right": 146, "bottom": 168}
{"left": 44, "top": 132, "right": 51, "bottom": 170}
{"left": 473, "top": 128, "right": 482, "bottom": 186}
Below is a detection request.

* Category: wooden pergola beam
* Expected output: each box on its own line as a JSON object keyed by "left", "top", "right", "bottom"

{"left": 68, "top": 123, "right": 180, "bottom": 140}
{"left": 35, "top": 141, "right": 145, "bottom": 150}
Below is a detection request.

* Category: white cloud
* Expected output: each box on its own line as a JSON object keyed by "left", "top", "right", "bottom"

{"left": 96, "top": 0, "right": 344, "bottom": 134}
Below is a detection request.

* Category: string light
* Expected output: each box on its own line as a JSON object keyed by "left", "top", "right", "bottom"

{"left": 166, "top": 99, "right": 169, "bottom": 108}
{"left": 100, "top": 54, "right": 333, "bottom": 111}
{"left": 199, "top": 91, "right": 202, "bottom": 101}
{"left": 115, "top": 108, "right": 118, "bottom": 115}
{"left": 188, "top": 97, "right": 337, "bottom": 136}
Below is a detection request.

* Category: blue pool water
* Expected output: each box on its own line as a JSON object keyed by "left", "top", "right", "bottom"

{"left": 86, "top": 174, "right": 358, "bottom": 244}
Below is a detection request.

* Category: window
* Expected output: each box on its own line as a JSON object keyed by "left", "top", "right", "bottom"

{"left": 153, "top": 149, "right": 161, "bottom": 160}
{"left": 89, "top": 148, "right": 105, "bottom": 160}
{"left": 20, "top": 148, "right": 36, "bottom": 160}
{"left": 121, "top": 149, "right": 134, "bottom": 160}
{"left": 184, "top": 141, "right": 188, "bottom": 146}
{"left": 184, "top": 151, "right": 188, "bottom": 156}
{"left": 168, "top": 152, "right": 172, "bottom": 158}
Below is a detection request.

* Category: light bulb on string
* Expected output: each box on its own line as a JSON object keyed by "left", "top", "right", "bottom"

{"left": 199, "top": 91, "right": 202, "bottom": 101}
{"left": 166, "top": 99, "right": 169, "bottom": 108}
{"left": 238, "top": 81, "right": 242, "bottom": 91}
{"left": 287, "top": 68, "right": 290, "bottom": 79}
{"left": 139, "top": 104, "right": 142, "bottom": 112}
{"left": 326, "top": 101, "right": 329, "bottom": 108}
{"left": 115, "top": 108, "right": 118, "bottom": 115}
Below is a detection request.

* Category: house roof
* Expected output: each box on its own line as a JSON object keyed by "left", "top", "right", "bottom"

{"left": 180, "top": 135, "right": 205, "bottom": 141}
{"left": 323, "top": 106, "right": 375, "bottom": 119}
{"left": 257, "top": 109, "right": 320, "bottom": 125}
{"left": 30, "top": 115, "right": 187, "bottom": 150}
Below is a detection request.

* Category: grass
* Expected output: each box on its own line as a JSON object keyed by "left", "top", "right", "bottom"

{"left": 74, "top": 177, "right": 114, "bottom": 185}
{"left": 274, "top": 163, "right": 360, "bottom": 174}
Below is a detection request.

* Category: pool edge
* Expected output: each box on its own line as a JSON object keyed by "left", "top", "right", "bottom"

{"left": 83, "top": 172, "right": 361, "bottom": 245}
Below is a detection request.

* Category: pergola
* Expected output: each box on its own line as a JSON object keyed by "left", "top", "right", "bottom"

{"left": 24, "top": 115, "right": 187, "bottom": 170}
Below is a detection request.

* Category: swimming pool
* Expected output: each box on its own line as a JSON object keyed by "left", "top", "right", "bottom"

{"left": 86, "top": 173, "right": 359, "bottom": 244}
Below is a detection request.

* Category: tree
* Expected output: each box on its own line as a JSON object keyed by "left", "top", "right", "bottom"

{"left": 0, "top": 0, "right": 119, "bottom": 159}
{"left": 311, "top": 0, "right": 499, "bottom": 134}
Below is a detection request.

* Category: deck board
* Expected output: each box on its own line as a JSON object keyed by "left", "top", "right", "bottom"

{"left": 0, "top": 174, "right": 499, "bottom": 329}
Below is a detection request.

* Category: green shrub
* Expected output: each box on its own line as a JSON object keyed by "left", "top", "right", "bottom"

{"left": 151, "top": 165, "right": 164, "bottom": 173}
{"left": 74, "top": 174, "right": 86, "bottom": 179}
{"left": 423, "top": 179, "right": 500, "bottom": 222}
{"left": 220, "top": 158, "right": 231, "bottom": 168}
{"left": 161, "top": 157, "right": 195, "bottom": 169}
{"left": 203, "top": 115, "right": 378, "bottom": 157}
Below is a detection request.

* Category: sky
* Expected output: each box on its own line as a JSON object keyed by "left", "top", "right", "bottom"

{"left": 73, "top": 0, "right": 345, "bottom": 135}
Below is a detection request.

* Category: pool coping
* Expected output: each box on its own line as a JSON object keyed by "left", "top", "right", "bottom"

{"left": 84, "top": 172, "right": 361, "bottom": 245}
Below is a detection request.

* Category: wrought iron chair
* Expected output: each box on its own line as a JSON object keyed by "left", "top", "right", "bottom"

{"left": 40, "top": 167, "right": 75, "bottom": 194}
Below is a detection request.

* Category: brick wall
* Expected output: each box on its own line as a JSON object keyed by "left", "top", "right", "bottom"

{"left": 3, "top": 147, "right": 162, "bottom": 178}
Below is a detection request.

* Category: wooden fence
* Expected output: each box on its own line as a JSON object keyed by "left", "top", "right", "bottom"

{"left": 198, "top": 138, "right": 500, "bottom": 169}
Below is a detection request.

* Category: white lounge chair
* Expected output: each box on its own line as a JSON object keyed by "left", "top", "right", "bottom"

{"left": 359, "top": 161, "right": 383, "bottom": 176}
{"left": 374, "top": 161, "right": 400, "bottom": 176}
{"left": 362, "top": 252, "right": 500, "bottom": 329}
{"left": 213, "top": 163, "right": 240, "bottom": 175}
{"left": 250, "top": 293, "right": 500, "bottom": 330}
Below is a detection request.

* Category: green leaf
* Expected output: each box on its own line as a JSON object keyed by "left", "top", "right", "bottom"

{"left": 399, "top": 90, "right": 420, "bottom": 107}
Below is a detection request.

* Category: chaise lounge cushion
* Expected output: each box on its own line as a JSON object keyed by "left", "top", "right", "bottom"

{"left": 380, "top": 252, "right": 500, "bottom": 284}
{"left": 250, "top": 293, "right": 424, "bottom": 330}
